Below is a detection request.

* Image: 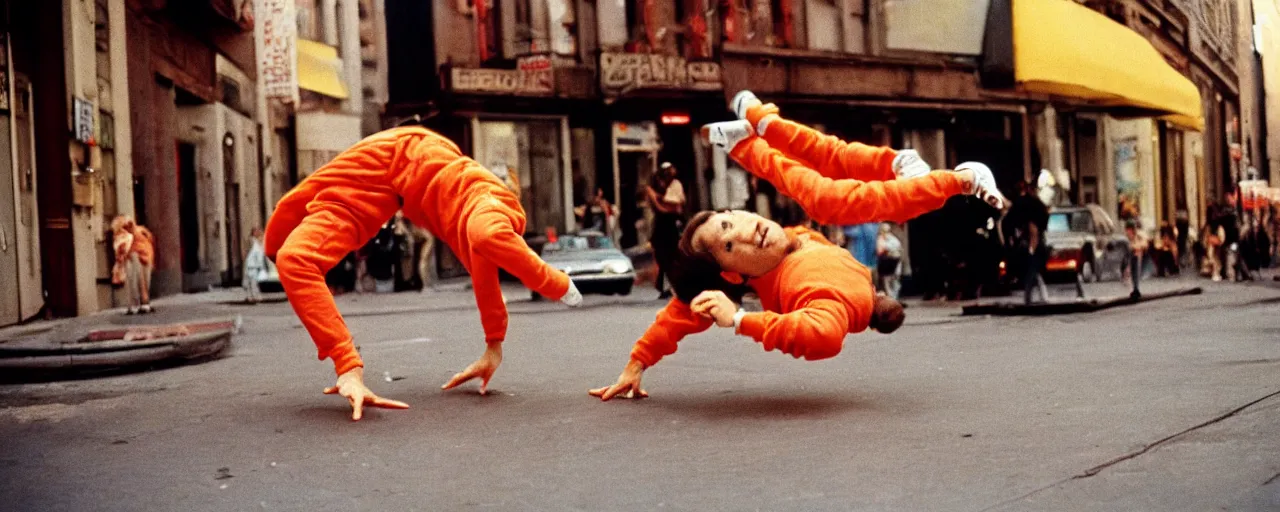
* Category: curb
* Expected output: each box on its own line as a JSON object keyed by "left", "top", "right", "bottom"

{"left": 960, "top": 287, "right": 1203, "bottom": 316}
{"left": 0, "top": 324, "right": 236, "bottom": 383}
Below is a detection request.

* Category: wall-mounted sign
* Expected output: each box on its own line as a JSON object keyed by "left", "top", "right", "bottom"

{"left": 73, "top": 97, "right": 95, "bottom": 144}
{"left": 600, "top": 53, "right": 722, "bottom": 96}
{"left": 613, "top": 121, "right": 659, "bottom": 149}
{"left": 451, "top": 58, "right": 555, "bottom": 96}
{"left": 259, "top": 0, "right": 298, "bottom": 101}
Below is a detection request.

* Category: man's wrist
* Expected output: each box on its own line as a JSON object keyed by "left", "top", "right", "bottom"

{"left": 732, "top": 309, "right": 747, "bottom": 333}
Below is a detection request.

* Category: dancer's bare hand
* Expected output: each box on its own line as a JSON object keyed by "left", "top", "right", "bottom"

{"left": 323, "top": 367, "right": 410, "bottom": 421}
{"left": 442, "top": 342, "right": 503, "bottom": 395}
{"left": 691, "top": 290, "right": 738, "bottom": 328}
{"left": 589, "top": 359, "right": 649, "bottom": 401}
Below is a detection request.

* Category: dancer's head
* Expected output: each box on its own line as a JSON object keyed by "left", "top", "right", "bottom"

{"left": 680, "top": 210, "right": 794, "bottom": 280}
{"left": 869, "top": 295, "right": 905, "bottom": 333}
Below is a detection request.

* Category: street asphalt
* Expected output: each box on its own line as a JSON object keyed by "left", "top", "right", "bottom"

{"left": 1, "top": 282, "right": 1278, "bottom": 511}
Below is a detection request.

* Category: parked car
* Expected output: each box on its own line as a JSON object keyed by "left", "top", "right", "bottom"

{"left": 535, "top": 231, "right": 635, "bottom": 298}
{"left": 1044, "top": 204, "right": 1130, "bottom": 282}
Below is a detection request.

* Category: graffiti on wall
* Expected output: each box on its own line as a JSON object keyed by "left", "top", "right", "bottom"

{"left": 599, "top": 53, "right": 722, "bottom": 96}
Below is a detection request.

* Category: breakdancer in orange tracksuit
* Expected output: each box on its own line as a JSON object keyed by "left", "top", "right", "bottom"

{"left": 266, "top": 126, "right": 582, "bottom": 420}
{"left": 590, "top": 93, "right": 1008, "bottom": 400}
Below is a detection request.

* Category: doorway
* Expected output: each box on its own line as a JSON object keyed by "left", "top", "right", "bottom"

{"left": 12, "top": 73, "right": 43, "bottom": 321}
{"left": 177, "top": 141, "right": 200, "bottom": 275}
{"left": 223, "top": 134, "right": 242, "bottom": 285}
{"left": 617, "top": 149, "right": 656, "bottom": 249}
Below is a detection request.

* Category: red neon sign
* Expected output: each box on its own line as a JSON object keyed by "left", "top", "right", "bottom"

{"left": 661, "top": 113, "right": 691, "bottom": 125}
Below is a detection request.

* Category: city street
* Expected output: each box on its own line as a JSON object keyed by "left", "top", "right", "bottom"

{"left": 2, "top": 283, "right": 1279, "bottom": 511}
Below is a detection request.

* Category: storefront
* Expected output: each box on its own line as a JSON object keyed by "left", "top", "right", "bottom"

{"left": 595, "top": 51, "right": 726, "bottom": 251}
{"left": 470, "top": 115, "right": 574, "bottom": 237}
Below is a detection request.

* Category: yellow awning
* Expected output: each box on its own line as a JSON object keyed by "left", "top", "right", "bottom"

{"left": 297, "top": 39, "right": 350, "bottom": 100}
{"left": 1014, "top": 0, "right": 1204, "bottom": 132}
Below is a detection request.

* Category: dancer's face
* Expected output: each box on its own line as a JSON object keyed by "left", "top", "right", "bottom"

{"left": 689, "top": 210, "right": 790, "bottom": 277}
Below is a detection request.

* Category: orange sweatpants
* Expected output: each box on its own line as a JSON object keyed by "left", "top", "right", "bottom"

{"left": 749, "top": 112, "right": 898, "bottom": 183}
{"left": 729, "top": 137, "right": 965, "bottom": 226}
{"left": 265, "top": 128, "right": 571, "bottom": 376}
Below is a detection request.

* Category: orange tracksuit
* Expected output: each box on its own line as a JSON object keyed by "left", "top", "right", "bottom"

{"left": 630, "top": 226, "right": 872, "bottom": 367}
{"left": 733, "top": 115, "right": 966, "bottom": 225}
{"left": 264, "top": 127, "right": 571, "bottom": 375}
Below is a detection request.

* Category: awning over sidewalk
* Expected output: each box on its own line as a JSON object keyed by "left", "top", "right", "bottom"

{"left": 297, "top": 39, "right": 350, "bottom": 100}
{"left": 1013, "top": 0, "right": 1204, "bottom": 131}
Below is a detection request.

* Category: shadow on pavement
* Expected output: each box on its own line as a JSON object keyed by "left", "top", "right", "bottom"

{"left": 649, "top": 391, "right": 883, "bottom": 420}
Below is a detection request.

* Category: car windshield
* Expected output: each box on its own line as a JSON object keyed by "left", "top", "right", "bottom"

{"left": 1048, "top": 211, "right": 1093, "bottom": 233}
{"left": 543, "top": 235, "right": 615, "bottom": 252}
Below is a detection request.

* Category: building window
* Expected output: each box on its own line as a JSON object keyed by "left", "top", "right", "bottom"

{"left": 678, "top": 0, "right": 714, "bottom": 59}
{"left": 547, "top": 0, "right": 577, "bottom": 57}
{"left": 625, "top": 0, "right": 661, "bottom": 52}
{"left": 882, "top": 0, "right": 986, "bottom": 55}
{"left": 477, "top": 0, "right": 502, "bottom": 62}
{"left": 721, "top": 0, "right": 747, "bottom": 44}
{"left": 770, "top": 0, "right": 794, "bottom": 47}
{"left": 806, "top": 0, "right": 842, "bottom": 51}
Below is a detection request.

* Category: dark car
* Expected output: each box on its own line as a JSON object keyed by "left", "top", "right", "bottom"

{"left": 535, "top": 231, "right": 635, "bottom": 298}
{"left": 1044, "top": 204, "right": 1130, "bottom": 282}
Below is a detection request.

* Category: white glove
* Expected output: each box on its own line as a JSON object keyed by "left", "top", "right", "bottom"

{"left": 560, "top": 280, "right": 583, "bottom": 307}
{"left": 892, "top": 150, "right": 931, "bottom": 180}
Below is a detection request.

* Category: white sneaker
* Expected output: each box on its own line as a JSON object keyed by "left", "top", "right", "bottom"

{"left": 891, "top": 149, "right": 931, "bottom": 180}
{"left": 730, "top": 90, "right": 760, "bottom": 121}
{"left": 700, "top": 120, "right": 754, "bottom": 152}
{"left": 955, "top": 162, "right": 1007, "bottom": 210}
{"left": 560, "top": 281, "right": 583, "bottom": 307}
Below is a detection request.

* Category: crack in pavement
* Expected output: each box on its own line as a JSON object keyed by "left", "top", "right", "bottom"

{"left": 1265, "top": 472, "right": 1280, "bottom": 487}
{"left": 979, "top": 388, "right": 1280, "bottom": 512}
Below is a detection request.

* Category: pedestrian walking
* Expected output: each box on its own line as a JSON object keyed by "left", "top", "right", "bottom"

{"left": 877, "top": 223, "right": 903, "bottom": 299}
{"left": 243, "top": 227, "right": 267, "bottom": 303}
{"left": 647, "top": 162, "right": 685, "bottom": 300}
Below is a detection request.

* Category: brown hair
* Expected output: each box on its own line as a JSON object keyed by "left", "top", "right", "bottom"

{"left": 678, "top": 210, "right": 718, "bottom": 260}
{"left": 666, "top": 210, "right": 750, "bottom": 304}
{"left": 869, "top": 296, "right": 905, "bottom": 333}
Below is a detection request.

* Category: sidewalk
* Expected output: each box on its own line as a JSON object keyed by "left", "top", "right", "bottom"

{"left": 900, "top": 267, "right": 1280, "bottom": 318}
{"left": 0, "top": 278, "right": 632, "bottom": 382}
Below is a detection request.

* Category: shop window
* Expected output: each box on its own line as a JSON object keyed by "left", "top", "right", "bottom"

{"left": 675, "top": 0, "right": 714, "bottom": 58}
{"left": 476, "top": 120, "right": 567, "bottom": 234}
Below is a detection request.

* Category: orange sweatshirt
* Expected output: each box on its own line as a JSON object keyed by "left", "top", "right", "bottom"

{"left": 730, "top": 137, "right": 965, "bottom": 226}
{"left": 629, "top": 227, "right": 874, "bottom": 367}
{"left": 266, "top": 127, "right": 569, "bottom": 375}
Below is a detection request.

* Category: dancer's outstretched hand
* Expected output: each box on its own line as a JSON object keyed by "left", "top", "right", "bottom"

{"left": 589, "top": 359, "right": 649, "bottom": 401}
{"left": 324, "top": 367, "right": 410, "bottom": 421}
{"left": 442, "top": 342, "right": 503, "bottom": 395}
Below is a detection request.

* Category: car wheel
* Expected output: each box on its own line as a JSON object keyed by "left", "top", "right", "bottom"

{"left": 616, "top": 282, "right": 633, "bottom": 296}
